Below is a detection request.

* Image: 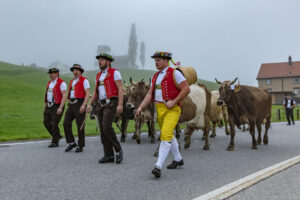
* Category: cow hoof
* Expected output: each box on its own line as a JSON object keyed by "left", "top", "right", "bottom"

{"left": 150, "top": 138, "right": 156, "bottom": 143}
{"left": 203, "top": 145, "right": 210, "bottom": 150}
{"left": 263, "top": 139, "right": 268, "bottom": 145}
{"left": 225, "top": 131, "right": 230, "bottom": 135}
{"left": 153, "top": 152, "right": 158, "bottom": 157}
{"left": 257, "top": 138, "right": 261, "bottom": 145}
{"left": 251, "top": 146, "right": 258, "bottom": 150}
{"left": 136, "top": 138, "right": 141, "bottom": 144}
{"left": 120, "top": 138, "right": 125, "bottom": 143}
{"left": 184, "top": 143, "right": 190, "bottom": 149}
{"left": 210, "top": 134, "right": 216, "bottom": 138}
{"left": 226, "top": 145, "right": 234, "bottom": 151}
{"left": 132, "top": 135, "right": 136, "bottom": 140}
{"left": 201, "top": 136, "right": 205, "bottom": 141}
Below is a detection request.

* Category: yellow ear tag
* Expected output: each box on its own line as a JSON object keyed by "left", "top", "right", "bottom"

{"left": 234, "top": 85, "right": 240, "bottom": 93}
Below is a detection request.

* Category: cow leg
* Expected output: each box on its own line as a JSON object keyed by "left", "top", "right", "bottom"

{"left": 203, "top": 115, "right": 210, "bottom": 150}
{"left": 263, "top": 116, "right": 271, "bottom": 145}
{"left": 184, "top": 126, "right": 195, "bottom": 149}
{"left": 132, "top": 120, "right": 137, "bottom": 140}
{"left": 115, "top": 118, "right": 122, "bottom": 132}
{"left": 148, "top": 120, "right": 156, "bottom": 143}
{"left": 175, "top": 124, "right": 181, "bottom": 139}
{"left": 256, "top": 122, "right": 262, "bottom": 145}
{"left": 224, "top": 120, "right": 230, "bottom": 135}
{"left": 249, "top": 121, "right": 258, "bottom": 149}
{"left": 136, "top": 120, "right": 144, "bottom": 144}
{"left": 153, "top": 141, "right": 160, "bottom": 157}
{"left": 120, "top": 119, "right": 129, "bottom": 143}
{"left": 227, "top": 118, "right": 236, "bottom": 151}
{"left": 210, "top": 122, "right": 217, "bottom": 138}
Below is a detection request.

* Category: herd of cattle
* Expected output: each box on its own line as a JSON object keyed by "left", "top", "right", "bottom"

{"left": 90, "top": 77, "right": 272, "bottom": 154}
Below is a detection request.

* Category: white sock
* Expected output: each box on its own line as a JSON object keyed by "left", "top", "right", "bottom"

{"left": 170, "top": 138, "right": 182, "bottom": 162}
{"left": 155, "top": 140, "right": 171, "bottom": 169}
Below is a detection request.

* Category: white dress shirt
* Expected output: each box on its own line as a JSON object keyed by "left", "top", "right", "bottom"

{"left": 97, "top": 69, "right": 122, "bottom": 100}
{"left": 151, "top": 67, "right": 186, "bottom": 102}
{"left": 69, "top": 77, "right": 90, "bottom": 99}
{"left": 283, "top": 99, "right": 296, "bottom": 109}
{"left": 47, "top": 78, "right": 67, "bottom": 103}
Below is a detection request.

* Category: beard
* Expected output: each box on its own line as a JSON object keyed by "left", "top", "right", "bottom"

{"left": 99, "top": 62, "right": 108, "bottom": 70}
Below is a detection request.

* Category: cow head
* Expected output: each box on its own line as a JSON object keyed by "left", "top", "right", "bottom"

{"left": 126, "top": 79, "right": 150, "bottom": 110}
{"left": 215, "top": 77, "right": 239, "bottom": 106}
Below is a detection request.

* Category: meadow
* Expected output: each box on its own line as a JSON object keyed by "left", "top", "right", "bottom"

{"left": 0, "top": 61, "right": 298, "bottom": 142}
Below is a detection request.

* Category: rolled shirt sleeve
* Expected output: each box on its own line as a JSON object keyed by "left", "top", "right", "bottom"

{"left": 60, "top": 82, "right": 67, "bottom": 91}
{"left": 114, "top": 70, "right": 122, "bottom": 81}
{"left": 174, "top": 70, "right": 186, "bottom": 85}
{"left": 83, "top": 79, "right": 90, "bottom": 89}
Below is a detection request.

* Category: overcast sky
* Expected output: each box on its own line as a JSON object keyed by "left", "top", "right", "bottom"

{"left": 1, "top": 0, "right": 300, "bottom": 85}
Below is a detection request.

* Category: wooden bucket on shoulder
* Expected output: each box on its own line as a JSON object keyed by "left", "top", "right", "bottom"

{"left": 176, "top": 66, "right": 197, "bottom": 85}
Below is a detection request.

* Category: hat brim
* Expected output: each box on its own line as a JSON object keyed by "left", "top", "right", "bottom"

{"left": 47, "top": 70, "right": 59, "bottom": 73}
{"left": 96, "top": 55, "right": 114, "bottom": 62}
{"left": 151, "top": 55, "right": 172, "bottom": 60}
{"left": 70, "top": 67, "right": 84, "bottom": 73}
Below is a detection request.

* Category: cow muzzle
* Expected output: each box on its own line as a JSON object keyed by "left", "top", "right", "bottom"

{"left": 217, "top": 100, "right": 224, "bottom": 106}
{"left": 126, "top": 103, "right": 135, "bottom": 109}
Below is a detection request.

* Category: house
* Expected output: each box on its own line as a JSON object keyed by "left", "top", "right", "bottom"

{"left": 257, "top": 56, "right": 300, "bottom": 104}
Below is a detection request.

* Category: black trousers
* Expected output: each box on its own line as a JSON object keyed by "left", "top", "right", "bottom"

{"left": 43, "top": 104, "right": 64, "bottom": 143}
{"left": 286, "top": 108, "right": 294, "bottom": 124}
{"left": 63, "top": 99, "right": 86, "bottom": 147}
{"left": 97, "top": 98, "right": 122, "bottom": 157}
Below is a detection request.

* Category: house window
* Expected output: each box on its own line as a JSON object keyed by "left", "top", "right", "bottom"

{"left": 294, "top": 77, "right": 299, "bottom": 84}
{"left": 294, "top": 87, "right": 300, "bottom": 95}
{"left": 266, "top": 79, "right": 271, "bottom": 85}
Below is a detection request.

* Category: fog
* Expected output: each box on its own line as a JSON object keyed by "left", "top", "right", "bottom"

{"left": 1, "top": 0, "right": 300, "bottom": 85}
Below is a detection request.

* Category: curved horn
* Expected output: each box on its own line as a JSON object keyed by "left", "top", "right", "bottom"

{"left": 130, "top": 77, "right": 137, "bottom": 86}
{"left": 215, "top": 78, "right": 222, "bottom": 85}
{"left": 230, "top": 77, "right": 238, "bottom": 85}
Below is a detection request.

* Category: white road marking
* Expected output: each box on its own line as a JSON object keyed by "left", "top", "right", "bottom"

{"left": 194, "top": 155, "right": 300, "bottom": 200}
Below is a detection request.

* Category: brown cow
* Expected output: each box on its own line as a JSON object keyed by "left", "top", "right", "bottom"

{"left": 126, "top": 79, "right": 156, "bottom": 144}
{"left": 216, "top": 78, "right": 272, "bottom": 150}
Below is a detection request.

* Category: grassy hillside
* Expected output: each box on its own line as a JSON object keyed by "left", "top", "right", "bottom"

{"left": 0, "top": 62, "right": 219, "bottom": 142}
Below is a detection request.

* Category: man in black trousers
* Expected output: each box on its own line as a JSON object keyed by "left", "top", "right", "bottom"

{"left": 283, "top": 95, "right": 296, "bottom": 125}
{"left": 87, "top": 53, "right": 124, "bottom": 164}
{"left": 63, "top": 64, "right": 90, "bottom": 152}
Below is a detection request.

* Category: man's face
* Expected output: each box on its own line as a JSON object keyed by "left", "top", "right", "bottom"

{"left": 287, "top": 96, "right": 291, "bottom": 99}
{"left": 49, "top": 72, "right": 58, "bottom": 80}
{"left": 155, "top": 57, "right": 169, "bottom": 71}
{"left": 98, "top": 58, "right": 110, "bottom": 70}
{"left": 72, "top": 69, "right": 81, "bottom": 78}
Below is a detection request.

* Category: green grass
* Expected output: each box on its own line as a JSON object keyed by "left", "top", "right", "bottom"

{"left": 271, "top": 105, "right": 300, "bottom": 122}
{"left": 0, "top": 62, "right": 217, "bottom": 142}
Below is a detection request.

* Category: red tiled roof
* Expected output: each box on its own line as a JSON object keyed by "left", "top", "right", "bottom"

{"left": 257, "top": 61, "right": 300, "bottom": 79}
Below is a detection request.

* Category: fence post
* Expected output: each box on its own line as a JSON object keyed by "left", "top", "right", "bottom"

{"left": 277, "top": 109, "right": 281, "bottom": 121}
{"left": 297, "top": 109, "right": 299, "bottom": 120}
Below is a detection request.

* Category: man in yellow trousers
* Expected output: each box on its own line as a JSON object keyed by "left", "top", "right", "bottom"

{"left": 135, "top": 51, "right": 190, "bottom": 178}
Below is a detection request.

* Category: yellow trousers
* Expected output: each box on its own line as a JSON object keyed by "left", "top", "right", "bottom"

{"left": 155, "top": 103, "right": 181, "bottom": 141}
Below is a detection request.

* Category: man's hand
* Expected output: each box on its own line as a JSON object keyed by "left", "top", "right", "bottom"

{"left": 57, "top": 108, "right": 63, "bottom": 115}
{"left": 80, "top": 105, "right": 86, "bottom": 114}
{"left": 135, "top": 107, "right": 142, "bottom": 119}
{"left": 165, "top": 100, "right": 176, "bottom": 109}
{"left": 86, "top": 105, "right": 92, "bottom": 113}
{"left": 117, "top": 104, "right": 123, "bottom": 114}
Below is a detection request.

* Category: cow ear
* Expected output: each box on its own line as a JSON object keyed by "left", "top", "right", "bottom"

{"left": 234, "top": 84, "right": 240, "bottom": 93}
{"left": 215, "top": 78, "right": 222, "bottom": 85}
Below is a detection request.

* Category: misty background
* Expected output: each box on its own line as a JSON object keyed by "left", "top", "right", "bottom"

{"left": 0, "top": 0, "right": 300, "bottom": 85}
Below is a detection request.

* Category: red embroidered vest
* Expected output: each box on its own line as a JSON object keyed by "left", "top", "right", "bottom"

{"left": 44, "top": 78, "right": 64, "bottom": 104}
{"left": 151, "top": 67, "right": 180, "bottom": 102}
{"left": 95, "top": 67, "right": 119, "bottom": 99}
{"left": 68, "top": 76, "right": 86, "bottom": 99}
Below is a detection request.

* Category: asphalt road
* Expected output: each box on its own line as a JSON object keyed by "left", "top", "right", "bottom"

{"left": 0, "top": 122, "right": 299, "bottom": 200}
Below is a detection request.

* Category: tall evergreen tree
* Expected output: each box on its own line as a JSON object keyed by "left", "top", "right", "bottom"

{"left": 140, "top": 41, "right": 145, "bottom": 69}
{"left": 128, "top": 23, "right": 138, "bottom": 68}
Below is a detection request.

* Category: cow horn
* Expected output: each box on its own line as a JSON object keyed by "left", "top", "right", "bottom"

{"left": 230, "top": 77, "right": 238, "bottom": 85}
{"left": 215, "top": 78, "right": 222, "bottom": 85}
{"left": 130, "top": 77, "right": 137, "bottom": 86}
